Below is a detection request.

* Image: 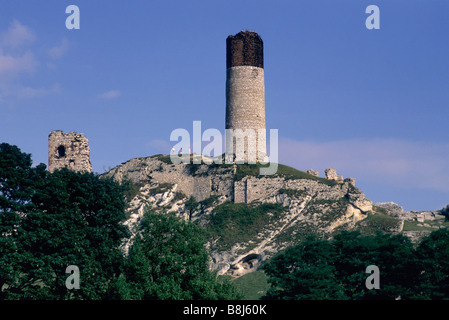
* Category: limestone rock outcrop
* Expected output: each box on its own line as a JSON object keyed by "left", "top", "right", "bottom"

{"left": 325, "top": 168, "right": 343, "bottom": 182}
{"left": 306, "top": 169, "right": 319, "bottom": 177}
{"left": 102, "top": 156, "right": 373, "bottom": 277}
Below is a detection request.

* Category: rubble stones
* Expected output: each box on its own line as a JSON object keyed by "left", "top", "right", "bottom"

{"left": 325, "top": 168, "right": 344, "bottom": 182}
{"left": 307, "top": 169, "right": 319, "bottom": 177}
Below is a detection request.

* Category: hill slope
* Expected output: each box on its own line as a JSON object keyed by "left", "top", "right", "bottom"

{"left": 102, "top": 155, "right": 373, "bottom": 277}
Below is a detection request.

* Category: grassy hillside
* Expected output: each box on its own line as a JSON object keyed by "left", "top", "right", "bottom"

{"left": 232, "top": 270, "right": 271, "bottom": 300}
{"left": 202, "top": 202, "right": 286, "bottom": 251}
{"left": 233, "top": 162, "right": 337, "bottom": 186}
{"left": 355, "top": 205, "right": 402, "bottom": 235}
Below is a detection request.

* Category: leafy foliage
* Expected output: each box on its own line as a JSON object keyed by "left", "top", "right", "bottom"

{"left": 441, "top": 204, "right": 449, "bottom": 220}
{"left": 116, "top": 211, "right": 241, "bottom": 300}
{"left": 4, "top": 143, "right": 449, "bottom": 301}
{"left": 262, "top": 235, "right": 346, "bottom": 300}
{"left": 415, "top": 229, "right": 449, "bottom": 299}
{"left": 0, "top": 143, "right": 128, "bottom": 299}
{"left": 0, "top": 143, "right": 240, "bottom": 300}
{"left": 262, "top": 230, "right": 449, "bottom": 300}
{"left": 185, "top": 196, "right": 199, "bottom": 221}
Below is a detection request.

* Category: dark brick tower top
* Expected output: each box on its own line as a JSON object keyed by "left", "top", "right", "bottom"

{"left": 226, "top": 30, "right": 263, "bottom": 69}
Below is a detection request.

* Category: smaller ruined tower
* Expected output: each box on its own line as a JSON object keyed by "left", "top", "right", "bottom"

{"left": 48, "top": 130, "right": 92, "bottom": 173}
{"left": 225, "top": 30, "right": 267, "bottom": 163}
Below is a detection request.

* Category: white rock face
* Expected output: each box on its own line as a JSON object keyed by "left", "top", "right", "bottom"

{"left": 307, "top": 169, "right": 319, "bottom": 177}
{"left": 325, "top": 168, "right": 344, "bottom": 182}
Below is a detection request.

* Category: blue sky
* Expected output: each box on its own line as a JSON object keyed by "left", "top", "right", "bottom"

{"left": 1, "top": 1, "right": 448, "bottom": 211}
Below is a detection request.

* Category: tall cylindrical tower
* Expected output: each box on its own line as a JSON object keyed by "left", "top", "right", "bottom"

{"left": 225, "top": 30, "right": 266, "bottom": 163}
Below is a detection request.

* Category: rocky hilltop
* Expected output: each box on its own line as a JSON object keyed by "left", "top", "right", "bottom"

{"left": 372, "top": 201, "right": 446, "bottom": 243}
{"left": 102, "top": 154, "right": 373, "bottom": 277}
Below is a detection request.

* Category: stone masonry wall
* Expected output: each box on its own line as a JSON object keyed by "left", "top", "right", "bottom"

{"left": 226, "top": 30, "right": 263, "bottom": 69}
{"left": 48, "top": 130, "right": 92, "bottom": 173}
{"left": 225, "top": 66, "right": 266, "bottom": 162}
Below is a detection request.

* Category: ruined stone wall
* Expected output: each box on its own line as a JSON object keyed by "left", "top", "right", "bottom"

{"left": 193, "top": 177, "right": 212, "bottom": 201}
{"left": 233, "top": 179, "right": 247, "bottom": 203}
{"left": 325, "top": 168, "right": 344, "bottom": 182}
{"left": 48, "top": 130, "right": 92, "bottom": 173}
{"left": 226, "top": 30, "right": 263, "bottom": 69}
{"left": 232, "top": 176, "right": 349, "bottom": 204}
{"left": 101, "top": 154, "right": 375, "bottom": 219}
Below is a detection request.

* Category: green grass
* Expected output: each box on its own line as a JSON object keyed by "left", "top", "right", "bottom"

{"left": 233, "top": 162, "right": 337, "bottom": 186}
{"left": 151, "top": 154, "right": 338, "bottom": 187}
{"left": 203, "top": 202, "right": 285, "bottom": 251}
{"left": 307, "top": 197, "right": 351, "bottom": 223}
{"left": 200, "top": 195, "right": 220, "bottom": 208}
{"left": 121, "top": 179, "right": 143, "bottom": 202}
{"left": 403, "top": 221, "right": 434, "bottom": 232}
{"left": 233, "top": 270, "right": 271, "bottom": 300}
{"left": 403, "top": 220, "right": 449, "bottom": 232}
{"left": 152, "top": 154, "right": 173, "bottom": 164}
{"left": 276, "top": 164, "right": 337, "bottom": 186}
{"left": 233, "top": 163, "right": 263, "bottom": 180}
{"left": 372, "top": 205, "right": 387, "bottom": 215}
{"left": 356, "top": 207, "right": 402, "bottom": 235}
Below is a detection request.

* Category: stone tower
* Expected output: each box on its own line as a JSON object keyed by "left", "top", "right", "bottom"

{"left": 225, "top": 30, "right": 267, "bottom": 163}
{"left": 48, "top": 130, "right": 92, "bottom": 173}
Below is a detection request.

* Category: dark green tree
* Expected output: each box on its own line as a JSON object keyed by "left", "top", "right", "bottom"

{"left": 262, "top": 235, "right": 346, "bottom": 300}
{"left": 441, "top": 205, "right": 449, "bottom": 220}
{"left": 262, "top": 231, "right": 422, "bottom": 300}
{"left": 0, "top": 143, "right": 128, "bottom": 299}
{"left": 332, "top": 231, "right": 420, "bottom": 300}
{"left": 119, "top": 211, "right": 241, "bottom": 300}
{"left": 185, "top": 196, "right": 199, "bottom": 221}
{"left": 416, "top": 229, "right": 449, "bottom": 299}
{"left": 0, "top": 143, "right": 46, "bottom": 299}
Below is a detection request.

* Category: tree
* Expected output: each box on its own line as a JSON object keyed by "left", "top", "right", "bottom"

{"left": 1, "top": 143, "right": 240, "bottom": 300}
{"left": 120, "top": 211, "right": 241, "bottom": 300}
{"left": 185, "top": 196, "right": 199, "bottom": 221}
{"left": 0, "top": 143, "right": 129, "bottom": 299}
{"left": 441, "top": 205, "right": 449, "bottom": 220}
{"left": 262, "top": 231, "right": 422, "bottom": 300}
{"left": 0, "top": 143, "right": 46, "bottom": 299}
{"left": 332, "top": 231, "right": 420, "bottom": 300}
{"left": 416, "top": 229, "right": 449, "bottom": 299}
{"left": 262, "top": 235, "right": 346, "bottom": 300}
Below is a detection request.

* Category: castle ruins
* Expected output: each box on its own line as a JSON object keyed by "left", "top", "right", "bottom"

{"left": 48, "top": 130, "right": 92, "bottom": 173}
